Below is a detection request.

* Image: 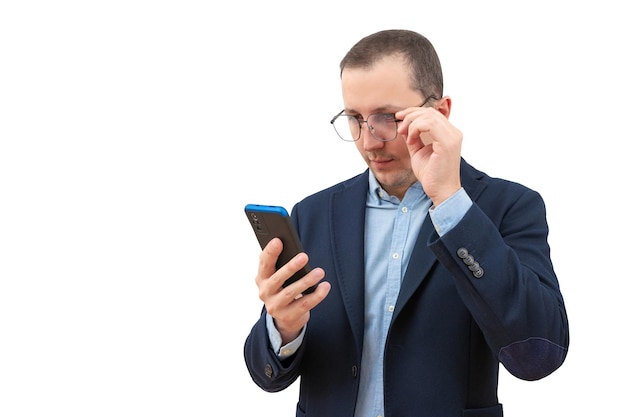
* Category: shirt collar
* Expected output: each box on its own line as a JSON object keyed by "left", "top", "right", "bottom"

{"left": 367, "top": 170, "right": 426, "bottom": 206}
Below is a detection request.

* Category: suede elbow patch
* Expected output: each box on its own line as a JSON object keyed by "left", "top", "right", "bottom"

{"left": 499, "top": 337, "right": 567, "bottom": 381}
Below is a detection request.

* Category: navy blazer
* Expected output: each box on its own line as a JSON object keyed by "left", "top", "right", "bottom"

{"left": 244, "top": 159, "right": 569, "bottom": 417}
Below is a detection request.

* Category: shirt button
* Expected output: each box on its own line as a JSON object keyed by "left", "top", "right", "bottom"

{"left": 401, "top": 206, "right": 408, "bottom": 213}
{"left": 388, "top": 305, "right": 395, "bottom": 312}
{"left": 392, "top": 253, "right": 399, "bottom": 259}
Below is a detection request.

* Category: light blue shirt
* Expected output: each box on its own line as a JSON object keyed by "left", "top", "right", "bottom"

{"left": 267, "top": 171, "right": 472, "bottom": 416}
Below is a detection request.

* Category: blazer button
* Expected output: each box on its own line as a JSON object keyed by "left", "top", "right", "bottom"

{"left": 352, "top": 365, "right": 358, "bottom": 377}
{"left": 264, "top": 364, "right": 274, "bottom": 379}
{"left": 473, "top": 268, "right": 484, "bottom": 278}
{"left": 463, "top": 255, "right": 475, "bottom": 265}
{"left": 457, "top": 248, "right": 469, "bottom": 259}
{"left": 468, "top": 262, "right": 481, "bottom": 272}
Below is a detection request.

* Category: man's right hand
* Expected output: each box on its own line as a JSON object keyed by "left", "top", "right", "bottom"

{"left": 255, "top": 237, "right": 331, "bottom": 344}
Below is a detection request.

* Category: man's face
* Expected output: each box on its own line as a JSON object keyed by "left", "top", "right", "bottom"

{"left": 340, "top": 55, "right": 426, "bottom": 199}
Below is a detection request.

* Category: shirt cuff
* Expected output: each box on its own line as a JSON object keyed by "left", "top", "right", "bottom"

{"left": 266, "top": 313, "right": 305, "bottom": 358}
{"left": 428, "top": 188, "right": 472, "bottom": 236}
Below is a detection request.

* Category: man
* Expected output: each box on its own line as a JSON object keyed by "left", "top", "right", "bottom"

{"left": 244, "top": 29, "right": 569, "bottom": 417}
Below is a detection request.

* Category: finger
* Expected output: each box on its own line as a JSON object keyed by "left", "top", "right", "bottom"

{"left": 257, "top": 237, "right": 282, "bottom": 277}
{"left": 395, "top": 104, "right": 426, "bottom": 119}
{"left": 271, "top": 251, "right": 310, "bottom": 289}
{"left": 397, "top": 111, "right": 430, "bottom": 137}
{"left": 280, "top": 267, "right": 325, "bottom": 300}
{"left": 276, "top": 278, "right": 331, "bottom": 322}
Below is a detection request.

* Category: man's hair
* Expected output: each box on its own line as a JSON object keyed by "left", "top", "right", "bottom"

{"left": 339, "top": 29, "right": 443, "bottom": 99}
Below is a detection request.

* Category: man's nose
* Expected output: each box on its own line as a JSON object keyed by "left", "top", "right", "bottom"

{"left": 361, "top": 123, "right": 384, "bottom": 150}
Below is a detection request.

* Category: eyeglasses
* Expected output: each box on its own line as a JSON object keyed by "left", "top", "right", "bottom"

{"left": 330, "top": 96, "right": 437, "bottom": 142}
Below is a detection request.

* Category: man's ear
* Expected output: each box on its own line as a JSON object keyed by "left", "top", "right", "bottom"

{"left": 436, "top": 96, "right": 452, "bottom": 119}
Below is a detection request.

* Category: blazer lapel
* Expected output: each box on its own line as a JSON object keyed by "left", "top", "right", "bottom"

{"left": 329, "top": 172, "right": 368, "bottom": 350}
{"left": 394, "top": 216, "right": 437, "bottom": 314}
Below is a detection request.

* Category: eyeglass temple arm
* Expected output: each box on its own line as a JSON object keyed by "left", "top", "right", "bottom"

{"left": 330, "top": 110, "right": 345, "bottom": 124}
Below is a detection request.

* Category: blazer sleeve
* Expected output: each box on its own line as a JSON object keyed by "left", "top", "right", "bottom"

{"left": 243, "top": 309, "right": 304, "bottom": 392}
{"left": 428, "top": 186, "right": 569, "bottom": 381}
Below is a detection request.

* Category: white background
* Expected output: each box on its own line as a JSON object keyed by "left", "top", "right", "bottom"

{"left": 1, "top": 1, "right": 624, "bottom": 416}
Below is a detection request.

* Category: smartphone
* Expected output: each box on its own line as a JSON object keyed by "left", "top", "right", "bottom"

{"left": 244, "top": 204, "right": 317, "bottom": 295}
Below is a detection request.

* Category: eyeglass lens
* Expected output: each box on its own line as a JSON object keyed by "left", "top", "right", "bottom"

{"left": 333, "top": 113, "right": 398, "bottom": 142}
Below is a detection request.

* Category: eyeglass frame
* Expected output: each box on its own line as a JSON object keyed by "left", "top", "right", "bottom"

{"left": 330, "top": 95, "right": 439, "bottom": 142}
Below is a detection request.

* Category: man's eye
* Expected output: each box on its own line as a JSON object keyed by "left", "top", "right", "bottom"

{"left": 373, "top": 113, "right": 397, "bottom": 123}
